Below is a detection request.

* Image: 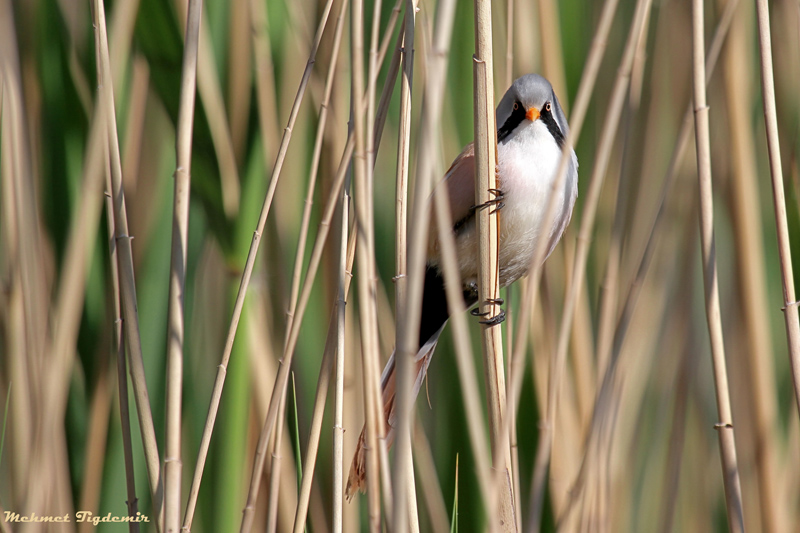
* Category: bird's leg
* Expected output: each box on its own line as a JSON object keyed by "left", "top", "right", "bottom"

{"left": 470, "top": 188, "right": 505, "bottom": 214}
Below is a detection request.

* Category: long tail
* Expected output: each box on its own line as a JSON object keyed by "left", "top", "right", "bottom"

{"left": 345, "top": 266, "right": 477, "bottom": 499}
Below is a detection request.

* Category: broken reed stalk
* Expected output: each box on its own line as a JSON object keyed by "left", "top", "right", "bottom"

{"left": 690, "top": 0, "right": 744, "bottom": 529}
{"left": 165, "top": 0, "right": 202, "bottom": 530}
{"left": 181, "top": 0, "right": 336, "bottom": 529}
{"left": 390, "top": 0, "right": 419, "bottom": 530}
{"left": 92, "top": 0, "right": 164, "bottom": 527}
{"left": 754, "top": 0, "right": 800, "bottom": 419}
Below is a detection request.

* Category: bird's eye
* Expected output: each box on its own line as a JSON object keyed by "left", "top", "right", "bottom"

{"left": 545, "top": 102, "right": 552, "bottom": 112}
{"left": 513, "top": 102, "right": 519, "bottom": 111}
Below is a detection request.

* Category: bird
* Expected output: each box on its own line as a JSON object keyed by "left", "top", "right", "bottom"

{"left": 346, "top": 73, "right": 578, "bottom": 499}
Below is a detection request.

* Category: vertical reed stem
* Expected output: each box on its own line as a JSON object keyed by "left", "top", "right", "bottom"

{"left": 690, "top": 0, "right": 745, "bottom": 529}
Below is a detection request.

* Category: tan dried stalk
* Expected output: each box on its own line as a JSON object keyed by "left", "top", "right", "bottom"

{"left": 754, "top": 0, "right": 800, "bottom": 419}
{"left": 273, "top": 1, "right": 349, "bottom": 531}
{"left": 333, "top": 224, "right": 357, "bottom": 533}
{"left": 690, "top": 0, "right": 745, "bottom": 528}
{"left": 292, "top": 29, "right": 403, "bottom": 530}
{"left": 181, "top": 1, "right": 336, "bottom": 529}
{"left": 527, "top": 0, "right": 649, "bottom": 526}
{"left": 0, "top": 0, "right": 54, "bottom": 515}
{"left": 91, "top": 0, "right": 164, "bottom": 527}
{"left": 390, "top": 0, "right": 419, "bottom": 530}
{"left": 165, "top": 0, "right": 203, "bottom": 530}
{"left": 265, "top": 376, "right": 290, "bottom": 533}
{"left": 473, "top": 1, "right": 516, "bottom": 530}
{"left": 350, "top": 0, "right": 388, "bottom": 527}
{"left": 722, "top": 1, "right": 781, "bottom": 529}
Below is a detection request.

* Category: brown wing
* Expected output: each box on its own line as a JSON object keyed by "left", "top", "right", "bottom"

{"left": 427, "top": 143, "right": 476, "bottom": 258}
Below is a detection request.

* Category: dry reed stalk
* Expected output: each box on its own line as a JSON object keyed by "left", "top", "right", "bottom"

{"left": 291, "top": 33, "right": 401, "bottom": 526}
{"left": 612, "top": 0, "right": 737, "bottom": 381}
{"left": 594, "top": 15, "right": 649, "bottom": 387}
{"left": 106, "top": 168, "right": 141, "bottom": 532}
{"left": 238, "top": 129, "right": 346, "bottom": 532}
{"left": 502, "top": 2, "right": 519, "bottom": 521}
{"left": 657, "top": 272, "right": 697, "bottom": 533}
{"left": 121, "top": 57, "right": 149, "bottom": 195}
{"left": 754, "top": 0, "right": 800, "bottom": 420}
{"left": 227, "top": 0, "right": 251, "bottom": 161}
{"left": 527, "top": 0, "right": 651, "bottom": 525}
{"left": 194, "top": 7, "right": 241, "bottom": 217}
{"left": 244, "top": 288, "right": 301, "bottom": 531}
{"left": 478, "top": 0, "right": 625, "bottom": 527}
{"left": 181, "top": 1, "right": 336, "bottom": 528}
{"left": 365, "top": 2, "right": 403, "bottom": 521}
{"left": 91, "top": 0, "right": 164, "bottom": 526}
{"left": 390, "top": 0, "right": 419, "bottom": 529}
{"left": 473, "top": 1, "right": 517, "bottom": 531}
{"left": 722, "top": 2, "right": 781, "bottom": 530}
{"left": 267, "top": 2, "right": 347, "bottom": 530}
{"left": 0, "top": 84, "right": 34, "bottom": 516}
{"left": 406, "top": 8, "right": 497, "bottom": 518}
{"left": 394, "top": 0, "right": 470, "bottom": 519}
{"left": 504, "top": 0, "right": 514, "bottom": 88}
{"left": 0, "top": 0, "right": 53, "bottom": 515}
{"left": 109, "top": 34, "right": 148, "bottom": 533}
{"left": 350, "top": 0, "right": 389, "bottom": 527}
{"left": 690, "top": 0, "right": 745, "bottom": 529}
{"left": 165, "top": 0, "right": 203, "bottom": 530}
{"left": 432, "top": 148, "right": 494, "bottom": 510}
{"left": 265, "top": 374, "right": 291, "bottom": 533}
{"left": 411, "top": 421, "right": 451, "bottom": 533}
{"left": 77, "top": 357, "right": 112, "bottom": 533}
{"left": 334, "top": 225, "right": 357, "bottom": 533}
{"left": 249, "top": 0, "right": 281, "bottom": 158}
{"left": 290, "top": 204, "right": 354, "bottom": 529}
{"left": 41, "top": 0, "right": 144, "bottom": 446}
{"left": 564, "top": 0, "right": 738, "bottom": 526}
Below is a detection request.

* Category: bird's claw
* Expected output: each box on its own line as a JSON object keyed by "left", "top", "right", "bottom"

{"left": 470, "top": 298, "right": 506, "bottom": 326}
{"left": 471, "top": 188, "right": 505, "bottom": 214}
{"left": 479, "top": 308, "right": 505, "bottom": 326}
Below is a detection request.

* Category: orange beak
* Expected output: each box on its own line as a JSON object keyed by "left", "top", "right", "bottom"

{"left": 526, "top": 107, "right": 540, "bottom": 121}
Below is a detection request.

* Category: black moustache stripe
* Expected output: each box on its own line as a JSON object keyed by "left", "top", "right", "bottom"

{"left": 497, "top": 100, "right": 526, "bottom": 143}
{"left": 541, "top": 106, "right": 565, "bottom": 149}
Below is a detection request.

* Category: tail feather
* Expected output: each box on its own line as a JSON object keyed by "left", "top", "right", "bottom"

{"left": 345, "top": 333, "right": 441, "bottom": 500}
{"left": 345, "top": 265, "right": 477, "bottom": 499}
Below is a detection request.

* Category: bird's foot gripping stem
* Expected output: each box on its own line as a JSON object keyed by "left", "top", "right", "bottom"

{"left": 470, "top": 298, "right": 506, "bottom": 326}
{"left": 471, "top": 188, "right": 505, "bottom": 214}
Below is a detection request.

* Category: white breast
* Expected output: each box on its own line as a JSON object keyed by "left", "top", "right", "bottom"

{"left": 451, "top": 121, "right": 577, "bottom": 287}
